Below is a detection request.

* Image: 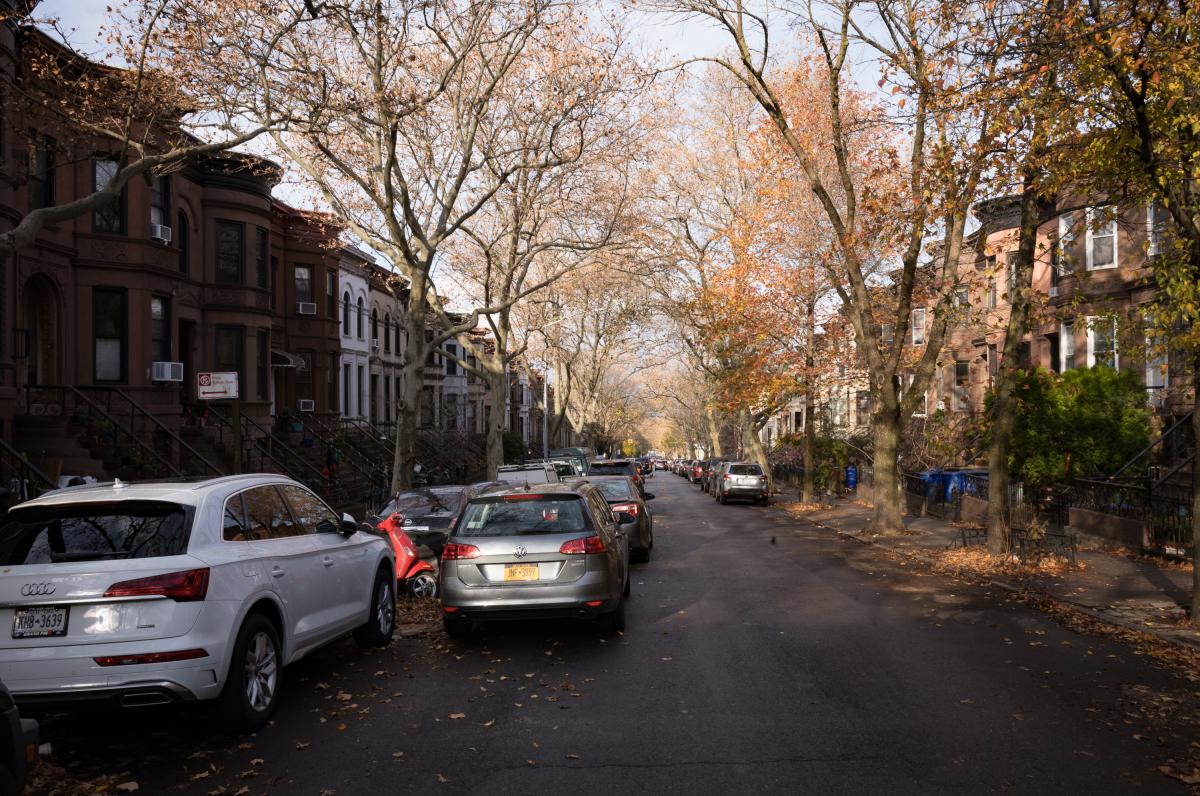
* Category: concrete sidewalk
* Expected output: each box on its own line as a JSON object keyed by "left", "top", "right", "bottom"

{"left": 781, "top": 497, "right": 1200, "bottom": 650}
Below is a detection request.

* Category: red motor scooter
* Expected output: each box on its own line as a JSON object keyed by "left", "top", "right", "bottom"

{"left": 375, "top": 513, "right": 439, "bottom": 598}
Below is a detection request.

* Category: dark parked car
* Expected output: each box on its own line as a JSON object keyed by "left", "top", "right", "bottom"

{"left": 588, "top": 459, "right": 645, "bottom": 494}
{"left": 700, "top": 458, "right": 730, "bottom": 493}
{"left": 375, "top": 482, "right": 505, "bottom": 559}
{"left": 0, "top": 678, "right": 38, "bottom": 793}
{"left": 588, "top": 475, "right": 654, "bottom": 562}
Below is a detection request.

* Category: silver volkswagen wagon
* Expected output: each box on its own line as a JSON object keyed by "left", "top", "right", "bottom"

{"left": 439, "top": 482, "right": 629, "bottom": 637}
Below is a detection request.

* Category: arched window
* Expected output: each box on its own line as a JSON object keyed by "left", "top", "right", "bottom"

{"left": 371, "top": 308, "right": 379, "bottom": 342}
{"left": 342, "top": 291, "right": 351, "bottom": 335}
{"left": 384, "top": 314, "right": 391, "bottom": 352}
{"left": 356, "top": 296, "right": 364, "bottom": 338}
{"left": 177, "top": 210, "right": 189, "bottom": 274}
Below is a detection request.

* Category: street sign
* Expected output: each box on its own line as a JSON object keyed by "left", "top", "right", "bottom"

{"left": 197, "top": 371, "right": 239, "bottom": 400}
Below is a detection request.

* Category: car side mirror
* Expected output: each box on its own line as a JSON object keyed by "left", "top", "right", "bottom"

{"left": 339, "top": 512, "right": 359, "bottom": 537}
{"left": 644, "top": 493, "right": 655, "bottom": 501}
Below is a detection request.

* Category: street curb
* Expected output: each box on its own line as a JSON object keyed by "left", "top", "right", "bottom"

{"left": 826, "top": 519, "right": 1200, "bottom": 653}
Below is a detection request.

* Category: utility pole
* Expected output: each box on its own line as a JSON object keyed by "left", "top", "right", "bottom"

{"left": 542, "top": 369, "right": 549, "bottom": 459}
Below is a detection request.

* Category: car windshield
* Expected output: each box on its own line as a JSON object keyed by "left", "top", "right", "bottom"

{"left": 456, "top": 496, "right": 589, "bottom": 537}
{"left": 729, "top": 464, "right": 763, "bottom": 475}
{"left": 380, "top": 488, "right": 463, "bottom": 518}
{"left": 0, "top": 500, "right": 192, "bottom": 565}
{"left": 593, "top": 479, "right": 635, "bottom": 501}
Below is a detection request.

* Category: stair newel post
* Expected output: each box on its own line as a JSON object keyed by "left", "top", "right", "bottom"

{"left": 231, "top": 396, "right": 243, "bottom": 475}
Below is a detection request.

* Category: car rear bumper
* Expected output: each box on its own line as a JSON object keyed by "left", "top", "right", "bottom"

{"left": 441, "top": 571, "right": 618, "bottom": 617}
{"left": 721, "top": 486, "right": 768, "bottom": 498}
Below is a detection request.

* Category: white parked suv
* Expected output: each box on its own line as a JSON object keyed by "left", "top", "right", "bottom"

{"left": 0, "top": 475, "right": 396, "bottom": 731}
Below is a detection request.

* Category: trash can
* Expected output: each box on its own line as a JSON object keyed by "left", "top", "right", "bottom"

{"left": 845, "top": 465, "right": 858, "bottom": 491}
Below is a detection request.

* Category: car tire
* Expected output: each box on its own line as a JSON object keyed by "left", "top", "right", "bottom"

{"left": 623, "top": 571, "right": 631, "bottom": 596}
{"left": 717, "top": 490, "right": 725, "bottom": 504}
{"left": 407, "top": 571, "right": 438, "bottom": 600}
{"left": 598, "top": 597, "right": 626, "bottom": 633}
{"left": 218, "top": 613, "right": 282, "bottom": 733}
{"left": 353, "top": 568, "right": 396, "bottom": 649}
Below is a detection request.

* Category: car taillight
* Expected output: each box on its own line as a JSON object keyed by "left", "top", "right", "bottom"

{"left": 723, "top": 473, "right": 731, "bottom": 480}
{"left": 559, "top": 535, "right": 606, "bottom": 555}
{"left": 611, "top": 502, "right": 639, "bottom": 517}
{"left": 94, "top": 648, "right": 209, "bottom": 667}
{"left": 442, "top": 543, "right": 481, "bottom": 560}
{"left": 104, "top": 568, "right": 209, "bottom": 602}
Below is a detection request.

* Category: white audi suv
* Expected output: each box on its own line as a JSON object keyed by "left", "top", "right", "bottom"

{"left": 0, "top": 475, "right": 396, "bottom": 731}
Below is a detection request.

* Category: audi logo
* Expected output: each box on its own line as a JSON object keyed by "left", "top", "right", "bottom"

{"left": 513, "top": 546, "right": 528, "bottom": 559}
{"left": 20, "top": 583, "right": 55, "bottom": 597}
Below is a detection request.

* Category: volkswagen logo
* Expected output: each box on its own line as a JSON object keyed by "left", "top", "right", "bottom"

{"left": 513, "top": 546, "right": 528, "bottom": 559}
{"left": 20, "top": 583, "right": 55, "bottom": 597}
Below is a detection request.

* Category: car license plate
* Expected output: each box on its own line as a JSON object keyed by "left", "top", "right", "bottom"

{"left": 12, "top": 606, "right": 68, "bottom": 639}
{"left": 504, "top": 564, "right": 539, "bottom": 582}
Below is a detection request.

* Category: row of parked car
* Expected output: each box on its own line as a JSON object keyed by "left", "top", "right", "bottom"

{"left": 671, "top": 457, "right": 770, "bottom": 505}
{"left": 0, "top": 456, "right": 659, "bottom": 771}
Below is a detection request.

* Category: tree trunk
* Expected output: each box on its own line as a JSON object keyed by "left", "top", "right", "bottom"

{"left": 392, "top": 339, "right": 425, "bottom": 492}
{"left": 391, "top": 276, "right": 430, "bottom": 493}
{"left": 986, "top": 177, "right": 1042, "bottom": 555}
{"left": 1192, "top": 354, "right": 1200, "bottom": 626}
{"left": 741, "top": 412, "right": 772, "bottom": 483}
{"left": 801, "top": 398, "right": 815, "bottom": 503}
{"left": 705, "top": 408, "right": 722, "bottom": 457}
{"left": 484, "top": 364, "right": 507, "bottom": 479}
{"left": 868, "top": 400, "right": 904, "bottom": 534}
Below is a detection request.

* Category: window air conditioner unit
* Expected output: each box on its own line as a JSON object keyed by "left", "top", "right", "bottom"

{"left": 371, "top": 340, "right": 380, "bottom": 352}
{"left": 298, "top": 399, "right": 315, "bottom": 412}
{"left": 150, "top": 224, "right": 173, "bottom": 245}
{"left": 1049, "top": 286, "right": 1059, "bottom": 298}
{"left": 151, "top": 361, "right": 184, "bottom": 382}
{"left": 297, "top": 302, "right": 317, "bottom": 315}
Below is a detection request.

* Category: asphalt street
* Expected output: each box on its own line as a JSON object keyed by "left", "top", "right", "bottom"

{"left": 30, "top": 473, "right": 1200, "bottom": 794}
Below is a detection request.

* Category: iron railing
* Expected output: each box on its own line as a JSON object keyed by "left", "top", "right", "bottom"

{"left": 74, "top": 386, "right": 223, "bottom": 477}
{"left": 0, "top": 437, "right": 57, "bottom": 504}
{"left": 23, "top": 385, "right": 183, "bottom": 480}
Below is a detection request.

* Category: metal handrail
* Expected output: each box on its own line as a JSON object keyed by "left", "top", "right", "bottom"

{"left": 24, "top": 385, "right": 183, "bottom": 478}
{"left": 208, "top": 405, "right": 326, "bottom": 482}
{"left": 341, "top": 417, "right": 395, "bottom": 462}
{"left": 201, "top": 404, "right": 300, "bottom": 479}
{"left": 0, "top": 437, "right": 58, "bottom": 500}
{"left": 1110, "top": 409, "right": 1194, "bottom": 480}
{"left": 288, "top": 413, "right": 382, "bottom": 486}
{"left": 74, "top": 386, "right": 223, "bottom": 477}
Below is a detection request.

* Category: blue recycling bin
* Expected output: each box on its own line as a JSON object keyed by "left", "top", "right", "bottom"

{"left": 845, "top": 465, "right": 858, "bottom": 491}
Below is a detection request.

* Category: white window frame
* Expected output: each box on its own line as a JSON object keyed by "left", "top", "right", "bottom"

{"left": 952, "top": 362, "right": 970, "bottom": 412}
{"left": 1085, "top": 315, "right": 1119, "bottom": 369}
{"left": 1085, "top": 208, "right": 1118, "bottom": 271}
{"left": 1059, "top": 321, "right": 1075, "bottom": 373}
{"left": 1145, "top": 334, "right": 1168, "bottom": 389}
{"left": 1146, "top": 202, "right": 1166, "bottom": 257}
{"left": 911, "top": 308, "right": 926, "bottom": 346}
{"left": 904, "top": 374, "right": 927, "bottom": 417}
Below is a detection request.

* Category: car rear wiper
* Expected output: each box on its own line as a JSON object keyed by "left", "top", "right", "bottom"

{"left": 49, "top": 550, "right": 133, "bottom": 562}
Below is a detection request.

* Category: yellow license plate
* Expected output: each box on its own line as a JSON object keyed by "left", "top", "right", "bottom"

{"left": 504, "top": 564, "right": 540, "bottom": 582}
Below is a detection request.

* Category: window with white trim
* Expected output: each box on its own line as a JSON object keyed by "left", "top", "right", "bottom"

{"left": 952, "top": 362, "right": 970, "bottom": 412}
{"left": 1147, "top": 202, "right": 1168, "bottom": 257}
{"left": 1060, "top": 321, "right": 1075, "bottom": 372}
{"left": 1086, "top": 316, "right": 1118, "bottom": 368}
{"left": 1085, "top": 208, "right": 1117, "bottom": 270}
{"left": 1051, "top": 214, "right": 1076, "bottom": 297}
{"left": 911, "top": 308, "right": 926, "bottom": 346}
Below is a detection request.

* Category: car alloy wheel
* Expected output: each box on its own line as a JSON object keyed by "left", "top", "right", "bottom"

{"left": 376, "top": 578, "right": 395, "bottom": 634}
{"left": 408, "top": 571, "right": 437, "bottom": 599}
{"left": 244, "top": 630, "right": 278, "bottom": 713}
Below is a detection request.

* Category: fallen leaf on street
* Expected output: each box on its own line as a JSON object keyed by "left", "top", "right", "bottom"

{"left": 448, "top": 713, "right": 466, "bottom": 720}
{"left": 116, "top": 784, "right": 139, "bottom": 793}
{"left": 296, "top": 742, "right": 311, "bottom": 750}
